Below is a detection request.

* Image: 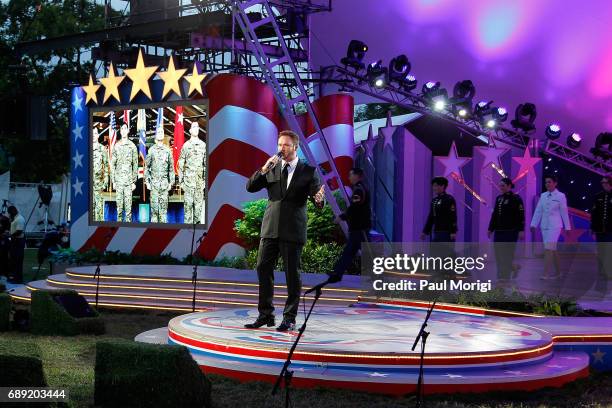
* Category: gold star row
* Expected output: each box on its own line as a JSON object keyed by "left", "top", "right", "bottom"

{"left": 82, "top": 49, "right": 207, "bottom": 105}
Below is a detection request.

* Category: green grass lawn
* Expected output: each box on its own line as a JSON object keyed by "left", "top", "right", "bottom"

{"left": 1, "top": 308, "right": 611, "bottom": 408}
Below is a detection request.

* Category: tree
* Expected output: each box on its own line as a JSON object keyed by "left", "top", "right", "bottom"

{"left": 0, "top": 0, "right": 107, "bottom": 182}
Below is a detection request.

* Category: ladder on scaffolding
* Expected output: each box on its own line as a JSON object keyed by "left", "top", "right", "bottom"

{"left": 231, "top": 0, "right": 350, "bottom": 236}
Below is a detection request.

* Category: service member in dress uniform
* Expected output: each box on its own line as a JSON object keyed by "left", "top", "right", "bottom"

{"left": 488, "top": 177, "right": 525, "bottom": 281}
{"left": 591, "top": 175, "right": 612, "bottom": 283}
{"left": 421, "top": 176, "right": 458, "bottom": 242}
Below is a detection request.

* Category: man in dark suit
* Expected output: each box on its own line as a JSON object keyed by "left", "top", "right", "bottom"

{"left": 245, "top": 130, "right": 325, "bottom": 332}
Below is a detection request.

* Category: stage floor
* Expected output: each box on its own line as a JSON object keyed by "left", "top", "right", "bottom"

{"left": 135, "top": 304, "right": 612, "bottom": 395}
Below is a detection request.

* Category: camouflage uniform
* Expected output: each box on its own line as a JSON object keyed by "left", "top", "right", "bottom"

{"left": 145, "top": 143, "right": 174, "bottom": 223}
{"left": 92, "top": 143, "right": 109, "bottom": 221}
{"left": 111, "top": 138, "right": 138, "bottom": 222}
{"left": 178, "top": 137, "right": 206, "bottom": 224}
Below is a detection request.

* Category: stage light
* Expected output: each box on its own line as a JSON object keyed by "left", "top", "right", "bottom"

{"left": 366, "top": 60, "right": 387, "bottom": 88}
{"left": 511, "top": 103, "right": 537, "bottom": 133}
{"left": 590, "top": 132, "right": 612, "bottom": 160}
{"left": 474, "top": 101, "right": 505, "bottom": 129}
{"left": 567, "top": 132, "right": 582, "bottom": 148}
{"left": 389, "top": 54, "right": 411, "bottom": 82}
{"left": 402, "top": 74, "right": 417, "bottom": 91}
{"left": 422, "top": 81, "right": 448, "bottom": 111}
{"left": 340, "top": 40, "right": 368, "bottom": 71}
{"left": 545, "top": 124, "right": 561, "bottom": 140}
{"left": 495, "top": 107, "right": 508, "bottom": 123}
{"left": 450, "top": 80, "right": 475, "bottom": 119}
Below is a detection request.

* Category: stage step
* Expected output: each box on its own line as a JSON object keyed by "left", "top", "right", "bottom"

{"left": 9, "top": 265, "right": 363, "bottom": 312}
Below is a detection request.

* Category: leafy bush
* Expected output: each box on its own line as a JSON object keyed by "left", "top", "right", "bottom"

{"left": 244, "top": 242, "right": 345, "bottom": 275}
{"left": 233, "top": 199, "right": 268, "bottom": 249}
{"left": 0, "top": 293, "right": 10, "bottom": 332}
{"left": 234, "top": 193, "right": 346, "bottom": 250}
{"left": 95, "top": 339, "right": 211, "bottom": 408}
{"left": 31, "top": 289, "right": 105, "bottom": 336}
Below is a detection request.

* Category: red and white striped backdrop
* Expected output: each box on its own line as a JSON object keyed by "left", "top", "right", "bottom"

{"left": 72, "top": 74, "right": 354, "bottom": 260}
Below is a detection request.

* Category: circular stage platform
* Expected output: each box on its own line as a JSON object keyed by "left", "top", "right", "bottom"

{"left": 156, "top": 306, "right": 590, "bottom": 395}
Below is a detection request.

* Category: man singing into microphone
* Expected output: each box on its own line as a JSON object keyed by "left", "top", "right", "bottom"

{"left": 245, "top": 130, "right": 325, "bottom": 332}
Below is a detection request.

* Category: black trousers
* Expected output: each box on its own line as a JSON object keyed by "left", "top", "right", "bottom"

{"left": 493, "top": 230, "right": 519, "bottom": 279}
{"left": 9, "top": 237, "right": 26, "bottom": 283}
{"left": 256, "top": 238, "right": 303, "bottom": 321}
{"left": 331, "top": 230, "right": 366, "bottom": 279}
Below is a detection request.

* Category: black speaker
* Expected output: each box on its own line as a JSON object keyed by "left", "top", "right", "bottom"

{"left": 52, "top": 294, "right": 97, "bottom": 318}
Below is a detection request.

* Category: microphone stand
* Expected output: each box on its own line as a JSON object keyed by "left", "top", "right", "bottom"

{"left": 191, "top": 229, "right": 207, "bottom": 312}
{"left": 411, "top": 299, "right": 436, "bottom": 408}
{"left": 94, "top": 229, "right": 115, "bottom": 309}
{"left": 271, "top": 287, "right": 323, "bottom": 408}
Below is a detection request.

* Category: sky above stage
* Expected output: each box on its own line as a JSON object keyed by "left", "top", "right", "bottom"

{"left": 310, "top": 0, "right": 612, "bottom": 153}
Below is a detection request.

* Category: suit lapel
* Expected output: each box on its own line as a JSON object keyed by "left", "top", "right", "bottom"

{"left": 285, "top": 159, "right": 303, "bottom": 197}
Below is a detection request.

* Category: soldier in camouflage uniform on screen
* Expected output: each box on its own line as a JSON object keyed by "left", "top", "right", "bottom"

{"left": 178, "top": 122, "right": 206, "bottom": 224}
{"left": 92, "top": 128, "right": 109, "bottom": 222}
{"left": 111, "top": 124, "right": 138, "bottom": 222}
{"left": 146, "top": 128, "right": 174, "bottom": 223}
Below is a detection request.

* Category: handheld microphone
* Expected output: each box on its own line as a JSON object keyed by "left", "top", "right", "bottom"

{"left": 263, "top": 151, "right": 283, "bottom": 172}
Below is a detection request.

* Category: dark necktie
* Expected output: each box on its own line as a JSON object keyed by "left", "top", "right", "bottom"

{"left": 281, "top": 163, "right": 289, "bottom": 195}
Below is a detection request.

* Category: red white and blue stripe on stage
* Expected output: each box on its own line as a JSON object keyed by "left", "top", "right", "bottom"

{"left": 70, "top": 74, "right": 354, "bottom": 260}
{"left": 152, "top": 306, "right": 598, "bottom": 395}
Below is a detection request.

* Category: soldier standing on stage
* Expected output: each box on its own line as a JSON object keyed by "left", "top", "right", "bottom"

{"left": 111, "top": 124, "right": 138, "bottom": 222}
{"left": 421, "top": 177, "right": 458, "bottom": 242}
{"left": 146, "top": 128, "right": 174, "bottom": 223}
{"left": 488, "top": 177, "right": 525, "bottom": 281}
{"left": 92, "top": 128, "right": 109, "bottom": 222}
{"left": 591, "top": 175, "right": 612, "bottom": 284}
{"left": 178, "top": 122, "right": 206, "bottom": 224}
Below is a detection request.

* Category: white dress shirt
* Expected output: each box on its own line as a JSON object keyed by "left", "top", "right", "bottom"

{"left": 530, "top": 189, "right": 571, "bottom": 230}
{"left": 281, "top": 156, "right": 299, "bottom": 189}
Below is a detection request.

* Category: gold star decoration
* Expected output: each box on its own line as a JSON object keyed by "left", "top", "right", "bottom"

{"left": 158, "top": 55, "right": 187, "bottom": 99}
{"left": 99, "top": 62, "right": 126, "bottom": 104}
{"left": 124, "top": 49, "right": 159, "bottom": 101}
{"left": 82, "top": 74, "right": 100, "bottom": 105}
{"left": 185, "top": 63, "right": 207, "bottom": 97}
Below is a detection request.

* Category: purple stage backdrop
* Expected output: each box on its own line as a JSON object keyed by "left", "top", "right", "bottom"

{"left": 311, "top": 0, "right": 612, "bottom": 153}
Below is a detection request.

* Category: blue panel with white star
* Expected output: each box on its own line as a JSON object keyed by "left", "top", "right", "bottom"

{"left": 70, "top": 86, "right": 88, "bottom": 223}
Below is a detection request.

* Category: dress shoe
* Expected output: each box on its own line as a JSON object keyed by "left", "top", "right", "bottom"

{"left": 244, "top": 315, "right": 275, "bottom": 329}
{"left": 276, "top": 319, "right": 296, "bottom": 332}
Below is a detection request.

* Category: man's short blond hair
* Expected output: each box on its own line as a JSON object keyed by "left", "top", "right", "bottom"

{"left": 278, "top": 130, "right": 299, "bottom": 147}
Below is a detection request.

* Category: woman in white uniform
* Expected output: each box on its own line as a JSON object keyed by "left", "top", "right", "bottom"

{"left": 530, "top": 175, "right": 571, "bottom": 279}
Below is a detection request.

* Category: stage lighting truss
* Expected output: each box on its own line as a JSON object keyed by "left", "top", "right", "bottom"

{"left": 322, "top": 65, "right": 531, "bottom": 149}
{"left": 544, "top": 139, "right": 612, "bottom": 176}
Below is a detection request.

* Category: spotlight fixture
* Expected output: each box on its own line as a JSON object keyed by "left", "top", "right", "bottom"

{"left": 402, "top": 74, "right": 417, "bottom": 91}
{"left": 340, "top": 40, "right": 368, "bottom": 71}
{"left": 388, "top": 55, "right": 416, "bottom": 91}
{"left": 474, "top": 101, "right": 505, "bottom": 129}
{"left": 510, "top": 103, "right": 537, "bottom": 133}
{"left": 449, "top": 80, "right": 475, "bottom": 118}
{"left": 567, "top": 132, "right": 582, "bottom": 148}
{"left": 545, "top": 124, "right": 561, "bottom": 140}
{"left": 590, "top": 131, "right": 612, "bottom": 160}
{"left": 388, "top": 54, "right": 411, "bottom": 82}
{"left": 366, "top": 60, "right": 388, "bottom": 88}
{"left": 422, "top": 81, "right": 448, "bottom": 111}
